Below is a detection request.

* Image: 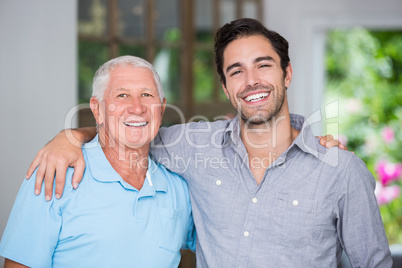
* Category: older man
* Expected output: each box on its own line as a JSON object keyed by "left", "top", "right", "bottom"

{"left": 23, "top": 19, "right": 389, "bottom": 267}
{"left": 0, "top": 56, "right": 195, "bottom": 267}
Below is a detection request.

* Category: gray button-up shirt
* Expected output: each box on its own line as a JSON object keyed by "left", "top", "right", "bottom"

{"left": 151, "top": 114, "right": 392, "bottom": 268}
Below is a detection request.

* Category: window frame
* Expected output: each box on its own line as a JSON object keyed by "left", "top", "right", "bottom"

{"left": 78, "top": 0, "right": 263, "bottom": 127}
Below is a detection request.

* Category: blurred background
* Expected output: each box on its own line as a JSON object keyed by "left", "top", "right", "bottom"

{"left": 0, "top": 0, "right": 401, "bottom": 267}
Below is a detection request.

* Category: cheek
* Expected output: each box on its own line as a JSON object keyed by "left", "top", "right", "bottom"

{"left": 151, "top": 108, "right": 162, "bottom": 128}
{"left": 148, "top": 107, "right": 162, "bottom": 137}
{"left": 223, "top": 84, "right": 235, "bottom": 99}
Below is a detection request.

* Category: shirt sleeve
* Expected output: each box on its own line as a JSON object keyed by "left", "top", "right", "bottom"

{"left": 150, "top": 124, "right": 195, "bottom": 176}
{"left": 336, "top": 154, "right": 393, "bottom": 267}
{"left": 0, "top": 170, "right": 62, "bottom": 267}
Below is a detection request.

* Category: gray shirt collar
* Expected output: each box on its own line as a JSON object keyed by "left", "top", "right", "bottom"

{"left": 223, "top": 113, "right": 309, "bottom": 151}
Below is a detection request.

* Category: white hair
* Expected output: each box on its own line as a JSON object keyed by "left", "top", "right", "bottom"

{"left": 92, "top": 55, "right": 164, "bottom": 102}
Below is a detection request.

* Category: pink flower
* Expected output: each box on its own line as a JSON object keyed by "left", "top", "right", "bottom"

{"left": 381, "top": 126, "right": 395, "bottom": 143}
{"left": 376, "top": 160, "right": 402, "bottom": 186}
{"left": 375, "top": 183, "right": 400, "bottom": 206}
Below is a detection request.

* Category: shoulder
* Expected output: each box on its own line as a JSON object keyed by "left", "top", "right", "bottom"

{"left": 151, "top": 160, "right": 190, "bottom": 200}
{"left": 155, "top": 161, "right": 188, "bottom": 188}
{"left": 309, "top": 137, "right": 357, "bottom": 168}
{"left": 23, "top": 165, "right": 76, "bottom": 201}
{"left": 158, "top": 119, "right": 231, "bottom": 139}
{"left": 314, "top": 141, "right": 375, "bottom": 188}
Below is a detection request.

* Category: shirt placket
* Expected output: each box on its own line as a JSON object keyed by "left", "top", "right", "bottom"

{"left": 232, "top": 143, "right": 264, "bottom": 268}
{"left": 234, "top": 145, "right": 287, "bottom": 268}
{"left": 235, "top": 186, "right": 262, "bottom": 268}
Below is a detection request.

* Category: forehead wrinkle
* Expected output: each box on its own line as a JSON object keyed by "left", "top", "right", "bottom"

{"left": 112, "top": 86, "right": 157, "bottom": 92}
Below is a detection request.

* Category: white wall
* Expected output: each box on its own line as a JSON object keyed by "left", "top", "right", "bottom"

{"left": 0, "top": 1, "right": 77, "bottom": 265}
{"left": 264, "top": 0, "right": 402, "bottom": 134}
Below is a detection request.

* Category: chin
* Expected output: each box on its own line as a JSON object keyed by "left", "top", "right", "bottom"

{"left": 129, "top": 140, "right": 151, "bottom": 149}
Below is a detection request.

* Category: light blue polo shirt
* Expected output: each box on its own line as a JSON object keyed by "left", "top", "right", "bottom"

{"left": 0, "top": 135, "right": 195, "bottom": 268}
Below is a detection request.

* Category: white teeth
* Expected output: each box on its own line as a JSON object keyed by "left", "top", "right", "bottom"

{"left": 244, "top": 92, "right": 269, "bottom": 102}
{"left": 123, "top": 122, "right": 148, "bottom": 127}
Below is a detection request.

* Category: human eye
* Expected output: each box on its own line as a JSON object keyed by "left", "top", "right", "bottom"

{"left": 230, "top": 70, "right": 242, "bottom": 77}
{"left": 141, "top": 93, "right": 152, "bottom": 97}
{"left": 259, "top": 63, "right": 272, "bottom": 68}
{"left": 117, "top": 93, "right": 128, "bottom": 98}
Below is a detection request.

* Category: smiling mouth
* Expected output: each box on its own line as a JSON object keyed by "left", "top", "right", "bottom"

{"left": 243, "top": 92, "right": 269, "bottom": 102}
{"left": 123, "top": 122, "right": 148, "bottom": 127}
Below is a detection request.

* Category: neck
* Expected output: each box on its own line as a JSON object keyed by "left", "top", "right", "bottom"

{"left": 98, "top": 130, "right": 149, "bottom": 190}
{"left": 239, "top": 102, "right": 300, "bottom": 185}
{"left": 240, "top": 116, "right": 295, "bottom": 156}
{"left": 241, "top": 104, "right": 298, "bottom": 153}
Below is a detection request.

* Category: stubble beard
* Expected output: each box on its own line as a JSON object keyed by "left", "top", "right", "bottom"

{"left": 234, "top": 83, "right": 286, "bottom": 128}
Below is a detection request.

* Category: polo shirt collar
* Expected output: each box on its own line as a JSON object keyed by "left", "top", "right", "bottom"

{"left": 147, "top": 157, "right": 168, "bottom": 193}
{"left": 83, "top": 135, "right": 168, "bottom": 193}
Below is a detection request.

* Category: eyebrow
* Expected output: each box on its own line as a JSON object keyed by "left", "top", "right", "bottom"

{"left": 254, "top": 56, "right": 276, "bottom": 64}
{"left": 225, "top": 56, "right": 276, "bottom": 74}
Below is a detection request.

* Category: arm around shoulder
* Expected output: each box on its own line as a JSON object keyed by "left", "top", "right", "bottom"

{"left": 26, "top": 127, "right": 96, "bottom": 200}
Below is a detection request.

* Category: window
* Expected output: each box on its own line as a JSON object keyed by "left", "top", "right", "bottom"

{"left": 78, "top": 0, "right": 263, "bottom": 127}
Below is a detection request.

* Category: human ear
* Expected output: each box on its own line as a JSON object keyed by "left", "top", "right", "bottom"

{"left": 284, "top": 62, "right": 293, "bottom": 88}
{"left": 161, "top": 98, "right": 167, "bottom": 116}
{"left": 90, "top": 97, "right": 104, "bottom": 125}
{"left": 221, "top": 83, "right": 230, "bottom": 99}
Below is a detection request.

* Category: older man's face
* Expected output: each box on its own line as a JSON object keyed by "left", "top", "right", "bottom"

{"left": 92, "top": 65, "right": 165, "bottom": 149}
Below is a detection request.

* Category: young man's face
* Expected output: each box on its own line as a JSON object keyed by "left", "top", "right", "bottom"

{"left": 222, "top": 35, "right": 292, "bottom": 125}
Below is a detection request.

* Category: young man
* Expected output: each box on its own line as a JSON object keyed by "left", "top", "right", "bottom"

{"left": 24, "top": 19, "right": 391, "bottom": 267}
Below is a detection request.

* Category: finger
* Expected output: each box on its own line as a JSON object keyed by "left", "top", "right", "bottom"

{"left": 323, "top": 134, "right": 334, "bottom": 142}
{"left": 339, "top": 144, "right": 349, "bottom": 151}
{"left": 319, "top": 138, "right": 325, "bottom": 146}
{"left": 325, "top": 139, "right": 340, "bottom": 148}
{"left": 54, "top": 163, "right": 68, "bottom": 199}
{"left": 34, "top": 161, "right": 47, "bottom": 195}
{"left": 71, "top": 157, "right": 86, "bottom": 190}
{"left": 26, "top": 151, "right": 43, "bottom": 179}
{"left": 44, "top": 163, "right": 56, "bottom": 201}
{"left": 317, "top": 136, "right": 328, "bottom": 146}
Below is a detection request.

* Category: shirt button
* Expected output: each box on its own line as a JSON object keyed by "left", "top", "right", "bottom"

{"left": 252, "top": 198, "right": 258, "bottom": 203}
{"left": 243, "top": 231, "right": 249, "bottom": 237}
{"left": 216, "top": 180, "right": 222, "bottom": 186}
{"left": 293, "top": 200, "right": 299, "bottom": 206}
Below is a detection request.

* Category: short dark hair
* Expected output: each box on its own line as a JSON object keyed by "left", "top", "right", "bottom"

{"left": 214, "top": 18, "right": 290, "bottom": 87}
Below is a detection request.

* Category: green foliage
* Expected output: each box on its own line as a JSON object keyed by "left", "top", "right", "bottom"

{"left": 325, "top": 28, "right": 402, "bottom": 244}
{"left": 194, "top": 49, "right": 214, "bottom": 101}
{"left": 78, "top": 41, "right": 109, "bottom": 103}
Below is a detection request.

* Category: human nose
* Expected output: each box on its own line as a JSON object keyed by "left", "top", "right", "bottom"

{"left": 245, "top": 70, "right": 260, "bottom": 87}
{"left": 127, "top": 96, "right": 145, "bottom": 114}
